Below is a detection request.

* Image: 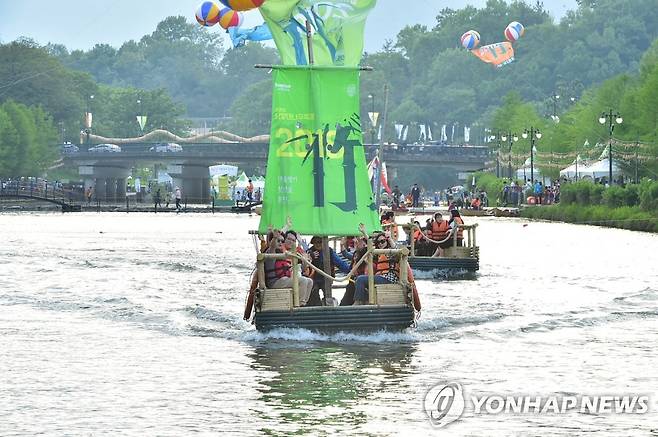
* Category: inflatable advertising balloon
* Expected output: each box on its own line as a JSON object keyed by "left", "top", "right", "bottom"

{"left": 504, "top": 21, "right": 525, "bottom": 42}
{"left": 219, "top": 0, "right": 265, "bottom": 12}
{"left": 196, "top": 1, "right": 221, "bottom": 26}
{"left": 219, "top": 7, "right": 244, "bottom": 29}
{"left": 462, "top": 21, "right": 524, "bottom": 67}
{"left": 460, "top": 30, "right": 480, "bottom": 50}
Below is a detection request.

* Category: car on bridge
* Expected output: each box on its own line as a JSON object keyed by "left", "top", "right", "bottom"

{"left": 149, "top": 142, "right": 182, "bottom": 153}
{"left": 88, "top": 143, "right": 121, "bottom": 153}
{"left": 60, "top": 143, "right": 79, "bottom": 155}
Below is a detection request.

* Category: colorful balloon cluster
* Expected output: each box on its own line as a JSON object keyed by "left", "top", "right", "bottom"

{"left": 219, "top": 8, "right": 243, "bottom": 29}
{"left": 460, "top": 21, "right": 525, "bottom": 49}
{"left": 218, "top": 0, "right": 265, "bottom": 11}
{"left": 195, "top": 0, "right": 263, "bottom": 29}
{"left": 460, "top": 30, "right": 480, "bottom": 50}
{"left": 504, "top": 21, "right": 525, "bottom": 42}
{"left": 196, "top": 1, "right": 221, "bottom": 27}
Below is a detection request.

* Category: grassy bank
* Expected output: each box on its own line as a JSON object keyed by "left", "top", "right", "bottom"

{"left": 521, "top": 204, "right": 658, "bottom": 233}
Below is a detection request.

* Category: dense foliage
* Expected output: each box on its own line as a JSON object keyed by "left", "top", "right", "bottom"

{"left": 560, "top": 179, "right": 658, "bottom": 211}
{"left": 53, "top": 16, "right": 279, "bottom": 122}
{"left": 521, "top": 203, "right": 657, "bottom": 232}
{"left": 2, "top": 1, "right": 658, "bottom": 180}
{"left": 0, "top": 40, "right": 189, "bottom": 176}
{"left": 0, "top": 100, "right": 58, "bottom": 177}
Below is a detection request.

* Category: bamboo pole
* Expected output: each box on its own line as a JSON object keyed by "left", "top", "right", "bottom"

{"left": 322, "top": 237, "right": 332, "bottom": 301}
{"left": 291, "top": 240, "right": 299, "bottom": 308}
{"left": 367, "top": 238, "right": 375, "bottom": 305}
{"left": 257, "top": 253, "right": 266, "bottom": 290}
{"left": 399, "top": 247, "right": 409, "bottom": 288}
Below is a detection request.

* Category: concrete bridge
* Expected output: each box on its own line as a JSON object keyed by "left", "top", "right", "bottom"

{"left": 62, "top": 142, "right": 491, "bottom": 202}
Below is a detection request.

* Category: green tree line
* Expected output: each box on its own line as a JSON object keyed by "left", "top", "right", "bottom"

{"left": 52, "top": 16, "right": 279, "bottom": 122}
{"left": 0, "top": 100, "right": 58, "bottom": 177}
{"left": 2, "top": 1, "right": 658, "bottom": 179}
{"left": 0, "top": 39, "right": 189, "bottom": 176}
{"left": 490, "top": 38, "right": 658, "bottom": 180}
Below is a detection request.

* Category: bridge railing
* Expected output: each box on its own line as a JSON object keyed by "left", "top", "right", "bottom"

{"left": 0, "top": 180, "right": 84, "bottom": 204}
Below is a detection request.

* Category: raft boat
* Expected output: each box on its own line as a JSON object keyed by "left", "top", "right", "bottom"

{"left": 403, "top": 223, "right": 480, "bottom": 278}
{"left": 244, "top": 238, "right": 419, "bottom": 332}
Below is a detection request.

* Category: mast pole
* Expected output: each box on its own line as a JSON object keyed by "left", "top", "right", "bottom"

{"left": 305, "top": 21, "right": 314, "bottom": 65}
{"left": 375, "top": 84, "right": 389, "bottom": 210}
{"left": 306, "top": 19, "right": 332, "bottom": 303}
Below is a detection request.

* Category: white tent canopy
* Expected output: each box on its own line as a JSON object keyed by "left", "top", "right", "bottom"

{"left": 578, "top": 158, "right": 623, "bottom": 180}
{"left": 209, "top": 164, "right": 238, "bottom": 177}
{"left": 559, "top": 155, "right": 589, "bottom": 179}
{"left": 516, "top": 165, "right": 543, "bottom": 182}
{"left": 232, "top": 172, "right": 265, "bottom": 190}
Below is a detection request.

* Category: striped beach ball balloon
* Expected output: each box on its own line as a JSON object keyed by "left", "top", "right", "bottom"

{"left": 460, "top": 30, "right": 481, "bottom": 50}
{"left": 195, "top": 1, "right": 221, "bottom": 26}
{"left": 505, "top": 21, "right": 525, "bottom": 42}
{"left": 218, "top": 7, "right": 244, "bottom": 29}
{"left": 219, "top": 0, "right": 265, "bottom": 12}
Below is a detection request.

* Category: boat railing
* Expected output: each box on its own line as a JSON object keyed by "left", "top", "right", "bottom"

{"left": 402, "top": 222, "right": 478, "bottom": 258}
{"left": 254, "top": 239, "right": 412, "bottom": 309}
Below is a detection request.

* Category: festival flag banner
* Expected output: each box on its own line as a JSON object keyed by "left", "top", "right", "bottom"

{"left": 470, "top": 42, "right": 515, "bottom": 68}
{"left": 258, "top": 67, "right": 380, "bottom": 236}
{"left": 368, "top": 111, "right": 380, "bottom": 127}
{"left": 136, "top": 115, "right": 148, "bottom": 131}
{"left": 259, "top": 0, "right": 377, "bottom": 66}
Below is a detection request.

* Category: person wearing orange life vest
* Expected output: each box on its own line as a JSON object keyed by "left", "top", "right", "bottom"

{"left": 283, "top": 230, "right": 312, "bottom": 277}
{"left": 353, "top": 232, "right": 399, "bottom": 305}
{"left": 470, "top": 196, "right": 481, "bottom": 210}
{"left": 264, "top": 229, "right": 313, "bottom": 306}
{"left": 410, "top": 220, "right": 429, "bottom": 256}
{"left": 246, "top": 179, "right": 254, "bottom": 201}
{"left": 429, "top": 212, "right": 451, "bottom": 257}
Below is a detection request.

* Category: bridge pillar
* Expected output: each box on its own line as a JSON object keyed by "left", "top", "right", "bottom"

{"left": 168, "top": 164, "right": 210, "bottom": 204}
{"left": 116, "top": 178, "right": 126, "bottom": 200}
{"left": 106, "top": 178, "right": 117, "bottom": 203}
{"left": 95, "top": 178, "right": 107, "bottom": 201}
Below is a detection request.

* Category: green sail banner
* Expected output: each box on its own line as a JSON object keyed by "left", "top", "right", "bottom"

{"left": 259, "top": 0, "right": 377, "bottom": 66}
{"left": 258, "top": 67, "right": 380, "bottom": 236}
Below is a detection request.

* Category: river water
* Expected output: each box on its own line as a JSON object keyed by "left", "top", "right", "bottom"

{"left": 0, "top": 212, "right": 656, "bottom": 435}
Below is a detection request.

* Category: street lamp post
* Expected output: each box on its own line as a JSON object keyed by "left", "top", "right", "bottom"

{"left": 598, "top": 109, "right": 623, "bottom": 185}
{"left": 85, "top": 94, "right": 94, "bottom": 145}
{"left": 550, "top": 92, "right": 560, "bottom": 123}
{"left": 368, "top": 93, "right": 381, "bottom": 207}
{"left": 488, "top": 132, "right": 502, "bottom": 178}
{"left": 522, "top": 127, "right": 542, "bottom": 183}
{"left": 501, "top": 132, "right": 519, "bottom": 179}
{"left": 369, "top": 94, "right": 375, "bottom": 147}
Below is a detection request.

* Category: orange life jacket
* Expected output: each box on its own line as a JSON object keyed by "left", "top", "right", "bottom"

{"left": 431, "top": 220, "right": 450, "bottom": 241}
{"left": 374, "top": 254, "right": 399, "bottom": 281}
{"left": 265, "top": 258, "right": 291, "bottom": 284}
{"left": 413, "top": 228, "right": 422, "bottom": 242}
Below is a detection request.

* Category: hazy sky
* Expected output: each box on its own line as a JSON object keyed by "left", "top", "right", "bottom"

{"left": 0, "top": 0, "right": 578, "bottom": 52}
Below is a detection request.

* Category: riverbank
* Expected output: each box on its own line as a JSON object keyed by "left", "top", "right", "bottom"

{"left": 0, "top": 201, "right": 242, "bottom": 214}
{"left": 521, "top": 204, "right": 658, "bottom": 233}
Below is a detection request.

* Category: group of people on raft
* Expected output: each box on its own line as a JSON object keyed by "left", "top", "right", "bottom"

{"left": 380, "top": 208, "right": 465, "bottom": 257}
{"left": 410, "top": 209, "right": 465, "bottom": 257}
{"left": 261, "top": 221, "right": 415, "bottom": 307}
